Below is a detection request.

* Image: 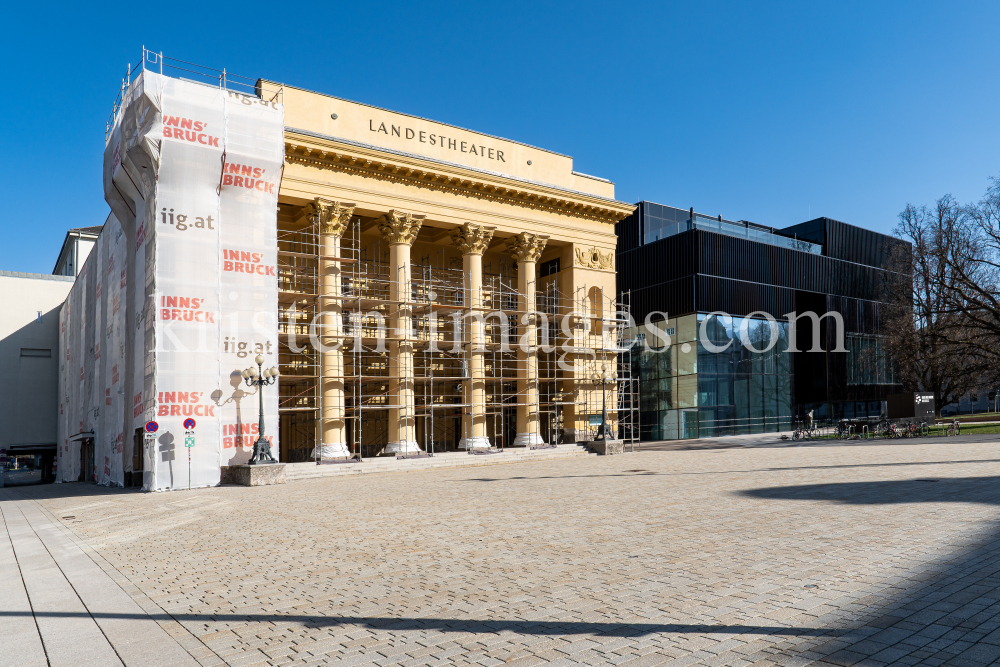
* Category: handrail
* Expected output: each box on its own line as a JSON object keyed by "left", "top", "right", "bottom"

{"left": 106, "top": 47, "right": 283, "bottom": 141}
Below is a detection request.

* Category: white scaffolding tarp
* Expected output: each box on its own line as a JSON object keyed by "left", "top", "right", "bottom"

{"left": 58, "top": 71, "right": 284, "bottom": 490}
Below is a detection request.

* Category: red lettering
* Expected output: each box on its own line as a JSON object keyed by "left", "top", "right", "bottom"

{"left": 157, "top": 405, "right": 168, "bottom": 416}
{"left": 224, "top": 260, "right": 233, "bottom": 271}
{"left": 198, "top": 134, "right": 207, "bottom": 145}
{"left": 255, "top": 180, "right": 263, "bottom": 191}
{"left": 266, "top": 266, "right": 276, "bottom": 276}
{"left": 241, "top": 251, "right": 252, "bottom": 263}
{"left": 234, "top": 176, "right": 244, "bottom": 187}
{"left": 227, "top": 163, "right": 240, "bottom": 174}
{"left": 178, "top": 297, "right": 190, "bottom": 309}
{"left": 171, "top": 309, "right": 181, "bottom": 320}
{"left": 170, "top": 406, "right": 180, "bottom": 416}
{"left": 166, "top": 296, "right": 177, "bottom": 308}
{"left": 163, "top": 127, "right": 173, "bottom": 138}
{"left": 224, "top": 436, "right": 233, "bottom": 448}
{"left": 206, "top": 405, "right": 215, "bottom": 416}
{"left": 164, "top": 392, "right": 175, "bottom": 403}
{"left": 241, "top": 165, "right": 252, "bottom": 176}
{"left": 181, "top": 118, "right": 192, "bottom": 130}
{"left": 177, "top": 392, "right": 188, "bottom": 403}
{"left": 223, "top": 174, "right": 233, "bottom": 186}
{"left": 245, "top": 179, "right": 256, "bottom": 189}
{"left": 253, "top": 168, "right": 262, "bottom": 178}
{"left": 182, "top": 405, "right": 193, "bottom": 416}
{"left": 209, "top": 136, "right": 219, "bottom": 147}
{"left": 185, "top": 130, "right": 196, "bottom": 142}
{"left": 165, "top": 116, "right": 179, "bottom": 127}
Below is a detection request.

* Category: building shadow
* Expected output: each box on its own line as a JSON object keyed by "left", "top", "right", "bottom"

{"left": 740, "top": 475, "right": 1000, "bottom": 506}
{"left": 737, "top": 477, "right": 1000, "bottom": 664}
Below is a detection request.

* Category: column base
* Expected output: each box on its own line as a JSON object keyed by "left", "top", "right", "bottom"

{"left": 559, "top": 429, "right": 581, "bottom": 444}
{"left": 588, "top": 439, "right": 625, "bottom": 456}
{"left": 311, "top": 443, "right": 351, "bottom": 459}
{"left": 458, "top": 436, "right": 492, "bottom": 450}
{"left": 512, "top": 432, "right": 546, "bottom": 447}
{"left": 383, "top": 440, "right": 422, "bottom": 455}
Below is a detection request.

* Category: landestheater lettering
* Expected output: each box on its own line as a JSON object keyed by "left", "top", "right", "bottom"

{"left": 369, "top": 119, "right": 506, "bottom": 161}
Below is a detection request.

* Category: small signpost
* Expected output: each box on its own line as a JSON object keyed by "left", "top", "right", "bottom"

{"left": 183, "top": 418, "right": 196, "bottom": 490}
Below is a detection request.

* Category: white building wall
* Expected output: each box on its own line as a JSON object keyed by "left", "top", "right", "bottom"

{"left": 0, "top": 272, "right": 75, "bottom": 449}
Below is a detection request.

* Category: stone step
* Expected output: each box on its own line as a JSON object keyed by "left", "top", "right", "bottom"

{"left": 284, "top": 444, "right": 596, "bottom": 481}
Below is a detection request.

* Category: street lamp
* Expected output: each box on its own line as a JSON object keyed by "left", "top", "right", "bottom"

{"left": 592, "top": 362, "right": 618, "bottom": 442}
{"left": 242, "top": 354, "right": 280, "bottom": 465}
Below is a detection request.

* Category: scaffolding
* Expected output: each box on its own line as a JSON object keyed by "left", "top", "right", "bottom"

{"left": 275, "top": 206, "right": 639, "bottom": 462}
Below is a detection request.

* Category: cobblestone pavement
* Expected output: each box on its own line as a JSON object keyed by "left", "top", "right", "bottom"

{"left": 10, "top": 440, "right": 1000, "bottom": 667}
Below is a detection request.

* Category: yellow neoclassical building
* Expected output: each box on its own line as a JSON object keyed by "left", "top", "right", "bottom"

{"left": 265, "top": 81, "right": 637, "bottom": 460}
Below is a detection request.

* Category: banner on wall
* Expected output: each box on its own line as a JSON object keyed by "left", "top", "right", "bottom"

{"left": 57, "top": 71, "right": 283, "bottom": 491}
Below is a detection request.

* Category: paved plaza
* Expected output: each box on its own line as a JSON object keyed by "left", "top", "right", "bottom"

{"left": 5, "top": 440, "right": 1000, "bottom": 666}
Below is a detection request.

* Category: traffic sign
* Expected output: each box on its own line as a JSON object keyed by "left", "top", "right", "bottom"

{"left": 145, "top": 421, "right": 159, "bottom": 433}
{"left": 183, "top": 418, "right": 196, "bottom": 430}
{"left": 184, "top": 430, "right": 195, "bottom": 448}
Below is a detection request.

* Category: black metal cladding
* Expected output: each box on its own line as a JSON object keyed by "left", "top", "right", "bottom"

{"left": 619, "top": 230, "right": 891, "bottom": 322}
{"left": 782, "top": 217, "right": 904, "bottom": 268}
{"left": 617, "top": 201, "right": 909, "bottom": 423}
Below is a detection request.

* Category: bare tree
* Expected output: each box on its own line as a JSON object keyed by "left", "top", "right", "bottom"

{"left": 946, "top": 177, "right": 1000, "bottom": 369}
{"left": 883, "top": 194, "right": 994, "bottom": 417}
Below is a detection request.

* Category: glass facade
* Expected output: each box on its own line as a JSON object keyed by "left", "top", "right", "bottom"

{"left": 642, "top": 203, "right": 822, "bottom": 255}
{"left": 846, "top": 333, "right": 897, "bottom": 386}
{"left": 630, "top": 313, "right": 793, "bottom": 440}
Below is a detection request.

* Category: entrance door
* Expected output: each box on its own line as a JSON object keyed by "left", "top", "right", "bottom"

{"left": 131, "top": 428, "right": 144, "bottom": 487}
{"left": 79, "top": 438, "right": 95, "bottom": 483}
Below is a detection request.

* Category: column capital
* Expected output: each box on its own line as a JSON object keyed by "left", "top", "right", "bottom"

{"left": 506, "top": 232, "right": 549, "bottom": 263}
{"left": 307, "top": 198, "right": 356, "bottom": 238}
{"left": 450, "top": 223, "right": 496, "bottom": 255}
{"left": 377, "top": 210, "right": 425, "bottom": 245}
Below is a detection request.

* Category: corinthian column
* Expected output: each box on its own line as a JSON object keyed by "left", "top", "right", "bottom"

{"left": 378, "top": 210, "right": 425, "bottom": 455}
{"left": 507, "top": 232, "right": 548, "bottom": 447}
{"left": 450, "top": 223, "right": 495, "bottom": 450}
{"left": 309, "top": 199, "right": 356, "bottom": 459}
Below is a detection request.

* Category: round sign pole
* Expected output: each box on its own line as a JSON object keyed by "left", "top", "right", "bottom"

{"left": 183, "top": 419, "right": 196, "bottom": 490}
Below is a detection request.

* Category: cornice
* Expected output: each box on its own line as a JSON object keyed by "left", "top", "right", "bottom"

{"left": 283, "top": 129, "right": 635, "bottom": 225}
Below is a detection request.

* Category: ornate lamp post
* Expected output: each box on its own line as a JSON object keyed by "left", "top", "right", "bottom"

{"left": 592, "top": 362, "right": 618, "bottom": 441}
{"left": 242, "top": 354, "right": 280, "bottom": 464}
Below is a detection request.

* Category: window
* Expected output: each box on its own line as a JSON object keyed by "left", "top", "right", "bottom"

{"left": 539, "top": 258, "right": 560, "bottom": 278}
{"left": 846, "top": 334, "right": 897, "bottom": 385}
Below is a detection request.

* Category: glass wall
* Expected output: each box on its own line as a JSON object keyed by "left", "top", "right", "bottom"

{"left": 641, "top": 203, "right": 822, "bottom": 255}
{"left": 846, "top": 334, "right": 897, "bottom": 385}
{"left": 630, "top": 313, "right": 794, "bottom": 441}
{"left": 696, "top": 313, "right": 793, "bottom": 436}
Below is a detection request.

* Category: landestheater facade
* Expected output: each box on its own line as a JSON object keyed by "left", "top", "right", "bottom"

{"left": 57, "top": 56, "right": 635, "bottom": 490}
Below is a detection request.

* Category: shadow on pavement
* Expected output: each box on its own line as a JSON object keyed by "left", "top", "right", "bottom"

{"left": 0, "top": 610, "right": 828, "bottom": 638}
{"left": 740, "top": 475, "right": 1000, "bottom": 506}
{"left": 739, "top": 477, "right": 1000, "bottom": 665}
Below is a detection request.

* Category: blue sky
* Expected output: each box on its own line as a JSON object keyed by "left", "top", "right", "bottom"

{"left": 2, "top": 1, "right": 998, "bottom": 274}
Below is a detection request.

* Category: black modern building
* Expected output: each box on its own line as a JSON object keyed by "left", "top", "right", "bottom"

{"left": 616, "top": 202, "right": 906, "bottom": 440}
